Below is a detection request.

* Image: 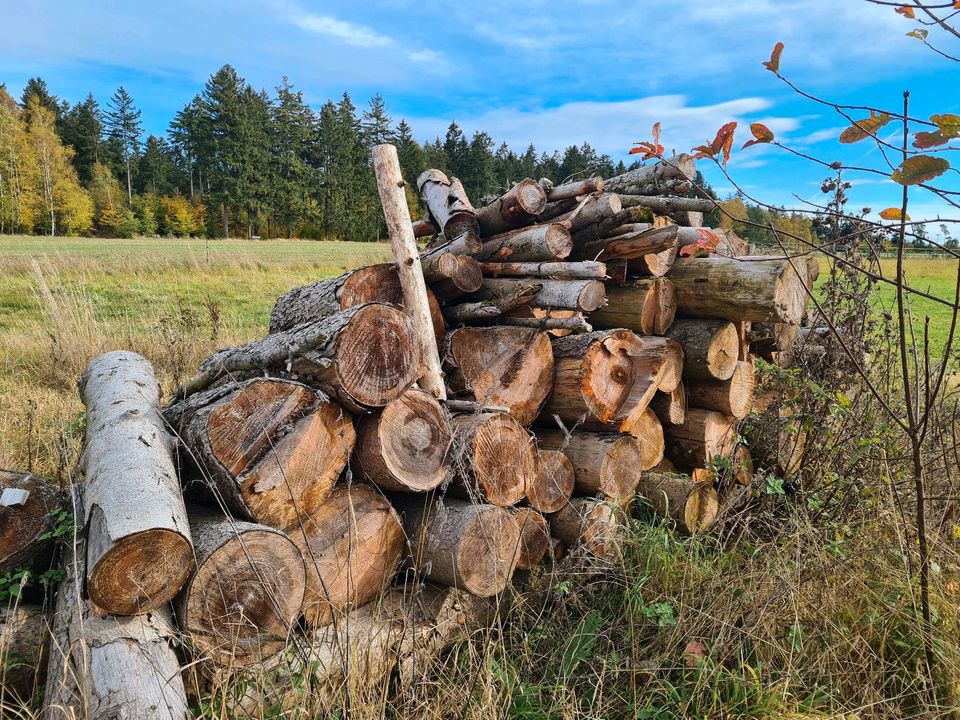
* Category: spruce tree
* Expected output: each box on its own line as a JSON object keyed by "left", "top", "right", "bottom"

{"left": 271, "top": 77, "right": 315, "bottom": 238}
{"left": 361, "top": 93, "right": 394, "bottom": 147}
{"left": 20, "top": 77, "right": 64, "bottom": 125}
{"left": 59, "top": 93, "right": 102, "bottom": 185}
{"left": 103, "top": 86, "right": 143, "bottom": 203}
{"left": 137, "top": 135, "right": 177, "bottom": 195}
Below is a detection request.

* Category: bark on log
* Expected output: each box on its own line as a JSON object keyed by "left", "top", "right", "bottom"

{"left": 622, "top": 407, "right": 666, "bottom": 471}
{"left": 497, "top": 313, "right": 593, "bottom": 334}
{"left": 443, "top": 283, "right": 541, "bottom": 325}
{"left": 477, "top": 179, "right": 548, "bottom": 236}
{"left": 269, "top": 264, "right": 446, "bottom": 342}
{"left": 685, "top": 361, "right": 755, "bottom": 419}
{"left": 375, "top": 145, "right": 447, "bottom": 400}
{"left": 588, "top": 278, "right": 677, "bottom": 336}
{"left": 352, "top": 389, "right": 452, "bottom": 492}
{"left": 1, "top": 470, "right": 64, "bottom": 573}
{"left": 604, "top": 155, "right": 696, "bottom": 195}
{"left": 541, "top": 330, "right": 667, "bottom": 430}
{"left": 735, "top": 320, "right": 752, "bottom": 362}
{"left": 547, "top": 498, "right": 622, "bottom": 559}
{"left": 668, "top": 256, "right": 808, "bottom": 324}
{"left": 534, "top": 430, "right": 643, "bottom": 501}
{"left": 293, "top": 484, "right": 405, "bottom": 628}
{"left": 574, "top": 225, "right": 678, "bottom": 263}
{"left": 664, "top": 408, "right": 737, "bottom": 470}
{"left": 554, "top": 194, "right": 622, "bottom": 233}
{"left": 171, "top": 379, "right": 355, "bottom": 532}
{"left": 175, "top": 512, "right": 306, "bottom": 666}
{"left": 475, "top": 278, "right": 605, "bottom": 312}
{"left": 428, "top": 255, "right": 484, "bottom": 300}
{"left": 511, "top": 508, "right": 551, "bottom": 570}
{"left": 190, "top": 304, "right": 423, "bottom": 413}
{"left": 536, "top": 197, "right": 579, "bottom": 223}
{"left": 569, "top": 206, "right": 648, "bottom": 245}
{"left": 399, "top": 497, "right": 520, "bottom": 597}
{"left": 543, "top": 176, "right": 604, "bottom": 201}
{"left": 480, "top": 260, "right": 607, "bottom": 279}
{"left": 636, "top": 473, "right": 719, "bottom": 534}
{"left": 79, "top": 351, "right": 193, "bottom": 616}
{"left": 1, "top": 605, "right": 47, "bottom": 703}
{"left": 616, "top": 194, "right": 717, "bottom": 214}
{"left": 420, "top": 232, "right": 484, "bottom": 272}
{"left": 416, "top": 170, "right": 480, "bottom": 243}
{"left": 443, "top": 327, "right": 554, "bottom": 427}
{"left": 650, "top": 384, "right": 687, "bottom": 426}
{"left": 749, "top": 322, "right": 800, "bottom": 355}
{"left": 746, "top": 406, "right": 807, "bottom": 477}
{"left": 526, "top": 449, "right": 575, "bottom": 514}
{"left": 476, "top": 223, "right": 573, "bottom": 262}
{"left": 43, "top": 524, "right": 189, "bottom": 720}
{"left": 447, "top": 413, "right": 537, "bottom": 506}
{"left": 666, "top": 319, "right": 739, "bottom": 381}
{"left": 627, "top": 242, "right": 678, "bottom": 278}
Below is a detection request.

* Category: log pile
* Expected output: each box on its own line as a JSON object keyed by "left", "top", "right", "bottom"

{"left": 2, "top": 146, "right": 817, "bottom": 714}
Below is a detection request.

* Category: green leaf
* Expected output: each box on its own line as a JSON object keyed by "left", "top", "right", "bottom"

{"left": 560, "top": 611, "right": 604, "bottom": 675}
{"left": 931, "top": 113, "right": 960, "bottom": 138}
{"left": 891, "top": 155, "right": 951, "bottom": 185}
{"left": 839, "top": 113, "right": 892, "bottom": 144}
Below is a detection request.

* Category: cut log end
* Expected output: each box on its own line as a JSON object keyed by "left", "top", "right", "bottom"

{"left": 548, "top": 499, "right": 622, "bottom": 559}
{"left": 527, "top": 449, "right": 576, "bottom": 514}
{"left": 455, "top": 504, "right": 520, "bottom": 596}
{"left": 452, "top": 413, "right": 536, "bottom": 506}
{"left": 511, "top": 508, "right": 551, "bottom": 570}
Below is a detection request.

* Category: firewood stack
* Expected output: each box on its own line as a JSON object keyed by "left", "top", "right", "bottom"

{"left": 3, "top": 147, "right": 817, "bottom": 716}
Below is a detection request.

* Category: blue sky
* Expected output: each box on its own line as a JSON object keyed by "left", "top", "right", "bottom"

{"left": 1, "top": 0, "right": 958, "bottom": 230}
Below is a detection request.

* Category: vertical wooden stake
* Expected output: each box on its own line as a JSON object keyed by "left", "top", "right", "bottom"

{"left": 372, "top": 144, "right": 446, "bottom": 400}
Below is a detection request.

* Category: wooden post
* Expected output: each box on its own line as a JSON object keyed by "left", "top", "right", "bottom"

{"left": 373, "top": 144, "right": 446, "bottom": 401}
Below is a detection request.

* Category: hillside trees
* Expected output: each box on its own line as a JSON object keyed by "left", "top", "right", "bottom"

{"left": 59, "top": 93, "right": 102, "bottom": 185}
{"left": 103, "top": 86, "right": 143, "bottom": 203}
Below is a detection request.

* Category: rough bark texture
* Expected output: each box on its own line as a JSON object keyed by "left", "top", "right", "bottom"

{"left": 547, "top": 498, "right": 622, "bottom": 559}
{"left": 399, "top": 497, "right": 520, "bottom": 597}
{"left": 526, "top": 449, "right": 575, "bottom": 514}
{"left": 447, "top": 413, "right": 537, "bottom": 506}
{"left": 543, "top": 176, "right": 604, "bottom": 201}
{"left": 269, "top": 264, "right": 446, "bottom": 342}
{"left": 1, "top": 604, "right": 47, "bottom": 703}
{"left": 79, "top": 351, "right": 193, "bottom": 616}
{"left": 616, "top": 194, "right": 716, "bottom": 214}
{"left": 605, "top": 155, "right": 696, "bottom": 195}
{"left": 476, "top": 223, "right": 573, "bottom": 262}
{"left": 554, "top": 194, "right": 623, "bottom": 233}
{"left": 443, "top": 327, "right": 555, "bottom": 426}
{"left": 175, "top": 513, "right": 306, "bottom": 666}
{"left": 588, "top": 278, "right": 677, "bottom": 336}
{"left": 623, "top": 407, "right": 666, "bottom": 471}
{"left": 667, "top": 319, "right": 739, "bottom": 381}
{"left": 498, "top": 313, "right": 593, "bottom": 334}
{"left": 511, "top": 508, "right": 551, "bottom": 570}
{"left": 636, "top": 473, "right": 719, "bottom": 534}
{"left": 476, "top": 278, "right": 606, "bottom": 312}
{"left": 416, "top": 169, "right": 479, "bottom": 243}
{"left": 535, "top": 429, "right": 643, "bottom": 501}
{"left": 665, "top": 408, "right": 738, "bottom": 470}
{"left": 746, "top": 406, "right": 807, "bottom": 477}
{"left": 685, "top": 361, "right": 756, "bottom": 419}
{"left": 444, "top": 283, "right": 541, "bottom": 324}
{"left": 480, "top": 260, "right": 607, "bottom": 279}
{"left": 570, "top": 206, "right": 648, "bottom": 245}
{"left": 477, "top": 179, "right": 547, "bottom": 236}
{"left": 651, "top": 384, "right": 687, "bottom": 426}
{"left": 574, "top": 225, "right": 677, "bottom": 262}
{"left": 173, "top": 378, "right": 355, "bottom": 532}
{"left": 352, "top": 389, "right": 452, "bottom": 492}
{"left": 1, "top": 470, "right": 64, "bottom": 573}
{"left": 292, "top": 484, "right": 405, "bottom": 628}
{"left": 668, "top": 256, "right": 809, "bottom": 324}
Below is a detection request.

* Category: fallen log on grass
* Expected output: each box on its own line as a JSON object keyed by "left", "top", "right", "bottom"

{"left": 1, "top": 470, "right": 64, "bottom": 573}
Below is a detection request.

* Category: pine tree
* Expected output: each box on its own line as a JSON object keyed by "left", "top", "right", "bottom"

{"left": 361, "top": 93, "right": 394, "bottom": 147}
{"left": 137, "top": 135, "right": 176, "bottom": 195}
{"left": 169, "top": 96, "right": 206, "bottom": 198}
{"left": 103, "top": 86, "right": 143, "bottom": 203}
{"left": 20, "top": 77, "right": 64, "bottom": 125}
{"left": 395, "top": 119, "right": 425, "bottom": 212}
{"left": 464, "top": 131, "right": 495, "bottom": 201}
{"left": 271, "top": 77, "right": 315, "bottom": 238}
{"left": 59, "top": 93, "right": 102, "bottom": 185}
{"left": 443, "top": 122, "right": 469, "bottom": 180}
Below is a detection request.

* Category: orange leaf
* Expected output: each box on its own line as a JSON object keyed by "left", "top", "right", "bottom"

{"left": 742, "top": 122, "right": 775, "bottom": 149}
{"left": 763, "top": 42, "right": 784, "bottom": 73}
{"left": 895, "top": 5, "right": 916, "bottom": 17}
{"left": 721, "top": 129, "right": 735, "bottom": 165}
{"left": 879, "top": 208, "right": 911, "bottom": 221}
{"left": 839, "top": 113, "right": 892, "bottom": 144}
{"left": 891, "top": 155, "right": 950, "bottom": 185}
{"left": 652, "top": 122, "right": 662, "bottom": 147}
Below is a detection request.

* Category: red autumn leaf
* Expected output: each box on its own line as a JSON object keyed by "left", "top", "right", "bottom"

{"left": 652, "top": 121, "right": 662, "bottom": 147}
{"left": 720, "top": 129, "right": 735, "bottom": 165}
{"left": 879, "top": 208, "right": 911, "bottom": 221}
{"left": 629, "top": 123, "right": 665, "bottom": 160}
{"left": 692, "top": 123, "right": 737, "bottom": 163}
{"left": 913, "top": 131, "right": 951, "bottom": 149}
{"left": 763, "top": 42, "right": 784, "bottom": 73}
{"left": 895, "top": 5, "right": 916, "bottom": 17}
{"left": 742, "top": 122, "right": 775, "bottom": 149}
{"left": 679, "top": 229, "right": 720, "bottom": 257}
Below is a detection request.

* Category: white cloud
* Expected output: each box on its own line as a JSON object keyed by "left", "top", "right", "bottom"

{"left": 293, "top": 13, "right": 391, "bottom": 48}
{"left": 408, "top": 49, "right": 443, "bottom": 64}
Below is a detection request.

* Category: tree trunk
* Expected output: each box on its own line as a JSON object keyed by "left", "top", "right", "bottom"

{"left": 622, "top": 407, "right": 666, "bottom": 471}
{"left": 175, "top": 512, "right": 306, "bottom": 666}
{"left": 398, "top": 497, "right": 520, "bottom": 596}
{"left": 447, "top": 413, "right": 537, "bottom": 506}
{"left": 476, "top": 223, "right": 573, "bottom": 262}
{"left": 428, "top": 255, "right": 484, "bottom": 300}
{"left": 574, "top": 225, "right": 677, "bottom": 263}
{"left": 666, "top": 319, "right": 739, "bottom": 381}
{"left": 510, "top": 508, "right": 551, "bottom": 569}
{"left": 547, "top": 498, "right": 622, "bottom": 559}
{"left": 542, "top": 176, "right": 604, "bottom": 201}
{"left": 189, "top": 304, "right": 423, "bottom": 413}
{"left": 588, "top": 277, "right": 676, "bottom": 336}
{"left": 0, "top": 470, "right": 64, "bottom": 573}
{"left": 443, "top": 327, "right": 554, "bottom": 427}
{"left": 480, "top": 260, "right": 606, "bottom": 279}
{"left": 749, "top": 322, "right": 800, "bottom": 355}
{"left": 477, "top": 179, "right": 547, "bottom": 236}
{"left": 553, "top": 194, "right": 622, "bottom": 233}
{"left": 269, "top": 263, "right": 446, "bottom": 342}
{"left": 535, "top": 430, "right": 643, "bottom": 501}
{"left": 498, "top": 312, "right": 593, "bottom": 334}
{"left": 569, "top": 206, "right": 648, "bottom": 245}
{"left": 416, "top": 169, "right": 479, "bottom": 243}
{"left": 79, "top": 351, "right": 194, "bottom": 616}
{"left": 170, "top": 378, "right": 355, "bottom": 532}
{"left": 43, "top": 526, "right": 189, "bottom": 720}
{"left": 292, "top": 484, "right": 405, "bottom": 628}
{"left": 651, "top": 383, "right": 687, "bottom": 426}
{"left": 604, "top": 155, "right": 696, "bottom": 195}
{"left": 746, "top": 406, "right": 807, "bottom": 477}
{"left": 685, "top": 361, "right": 755, "bottom": 419}
{"left": 526, "top": 449, "right": 575, "bottom": 514}
{"left": 627, "top": 242, "right": 678, "bottom": 277}
{"left": 616, "top": 194, "right": 716, "bottom": 214}
{"left": 664, "top": 408, "right": 737, "bottom": 470}
{"left": 443, "top": 283, "right": 541, "bottom": 325}
{"left": 1, "top": 605, "right": 47, "bottom": 704}
{"left": 476, "top": 278, "right": 605, "bottom": 312}
{"left": 668, "top": 256, "right": 809, "bottom": 324}
{"left": 636, "top": 473, "right": 719, "bottom": 534}
{"left": 352, "top": 389, "right": 452, "bottom": 492}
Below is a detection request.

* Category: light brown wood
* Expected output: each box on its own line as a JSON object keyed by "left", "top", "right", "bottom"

{"left": 547, "top": 498, "right": 622, "bottom": 559}
{"left": 173, "top": 378, "right": 355, "bottom": 532}
{"left": 480, "top": 260, "right": 606, "bottom": 279}
{"left": 657, "top": 338, "right": 685, "bottom": 393}
{"left": 511, "top": 508, "right": 551, "bottom": 570}
{"left": 636, "top": 473, "right": 719, "bottom": 534}
{"left": 498, "top": 312, "right": 593, "bottom": 334}
{"left": 0, "top": 470, "right": 63, "bottom": 573}
{"left": 588, "top": 278, "right": 677, "bottom": 336}
{"left": 535, "top": 429, "right": 643, "bottom": 501}
{"left": 628, "top": 242, "right": 678, "bottom": 278}
{"left": 448, "top": 412, "right": 537, "bottom": 506}
{"left": 685, "top": 361, "right": 755, "bottom": 419}
{"left": 1, "top": 605, "right": 47, "bottom": 704}
{"left": 667, "top": 319, "right": 739, "bottom": 381}
{"left": 544, "top": 176, "right": 604, "bottom": 201}
{"left": 416, "top": 169, "right": 479, "bottom": 243}
{"left": 374, "top": 144, "right": 446, "bottom": 400}
{"left": 664, "top": 408, "right": 737, "bottom": 470}
{"left": 444, "top": 327, "right": 554, "bottom": 426}
{"left": 554, "top": 193, "right": 623, "bottom": 233}
{"left": 476, "top": 278, "right": 606, "bottom": 312}
{"left": 399, "top": 497, "right": 520, "bottom": 596}
{"left": 615, "top": 194, "right": 716, "bottom": 214}
{"left": 477, "top": 179, "right": 548, "bottom": 235}
{"left": 79, "top": 351, "right": 193, "bottom": 616}
{"left": 526, "top": 449, "right": 575, "bottom": 514}
{"left": 175, "top": 513, "right": 305, "bottom": 666}
{"left": 650, "top": 384, "right": 687, "bottom": 426}
{"left": 428, "top": 255, "right": 484, "bottom": 301}
{"left": 293, "top": 484, "right": 405, "bottom": 628}
{"left": 622, "top": 407, "right": 666, "bottom": 471}
{"left": 352, "top": 389, "right": 452, "bottom": 492}
{"left": 477, "top": 223, "right": 573, "bottom": 262}
{"left": 574, "top": 225, "right": 677, "bottom": 262}
{"left": 605, "top": 155, "right": 696, "bottom": 195}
